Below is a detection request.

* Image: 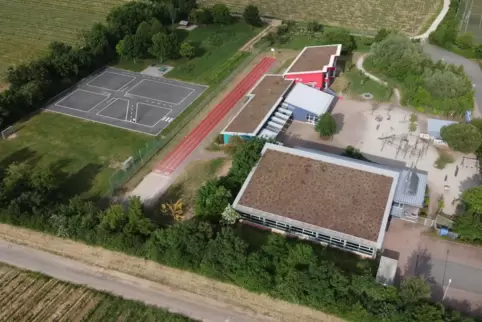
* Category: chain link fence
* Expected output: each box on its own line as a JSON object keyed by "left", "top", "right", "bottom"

{"left": 106, "top": 46, "right": 266, "bottom": 196}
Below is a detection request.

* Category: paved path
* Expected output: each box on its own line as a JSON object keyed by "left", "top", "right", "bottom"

{"left": 0, "top": 240, "right": 268, "bottom": 322}
{"left": 412, "top": 0, "right": 450, "bottom": 40}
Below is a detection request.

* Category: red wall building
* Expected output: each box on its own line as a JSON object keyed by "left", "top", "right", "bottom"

{"left": 283, "top": 44, "right": 341, "bottom": 90}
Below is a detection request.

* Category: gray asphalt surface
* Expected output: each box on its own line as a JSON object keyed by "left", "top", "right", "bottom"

{"left": 423, "top": 43, "right": 482, "bottom": 113}
{"left": 0, "top": 240, "right": 267, "bottom": 322}
{"left": 430, "top": 258, "right": 482, "bottom": 295}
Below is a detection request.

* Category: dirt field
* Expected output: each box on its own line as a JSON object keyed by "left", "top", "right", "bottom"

{"left": 0, "top": 262, "right": 191, "bottom": 322}
{"left": 0, "top": 224, "right": 344, "bottom": 322}
{"left": 199, "top": 0, "right": 442, "bottom": 35}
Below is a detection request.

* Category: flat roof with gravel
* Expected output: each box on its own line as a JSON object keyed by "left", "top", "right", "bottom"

{"left": 223, "top": 75, "right": 293, "bottom": 134}
{"left": 233, "top": 144, "right": 400, "bottom": 243}
{"left": 284, "top": 45, "right": 341, "bottom": 74}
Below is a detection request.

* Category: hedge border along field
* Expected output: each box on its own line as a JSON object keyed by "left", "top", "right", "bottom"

{"left": 0, "top": 262, "right": 195, "bottom": 322}
{"left": 198, "top": 0, "right": 442, "bottom": 36}
{"left": 0, "top": 0, "right": 125, "bottom": 75}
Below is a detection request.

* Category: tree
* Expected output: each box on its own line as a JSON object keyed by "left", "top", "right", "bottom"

{"left": 307, "top": 21, "right": 323, "bottom": 33}
{"left": 211, "top": 4, "right": 231, "bottom": 24}
{"left": 323, "top": 28, "right": 356, "bottom": 54}
{"left": 228, "top": 137, "right": 267, "bottom": 185}
{"left": 475, "top": 44, "right": 482, "bottom": 59}
{"left": 440, "top": 123, "right": 482, "bottom": 153}
{"left": 135, "top": 21, "right": 152, "bottom": 54}
{"left": 374, "top": 28, "right": 390, "bottom": 43}
{"left": 454, "top": 210, "right": 482, "bottom": 243}
{"left": 116, "top": 35, "right": 143, "bottom": 62}
{"left": 315, "top": 113, "right": 337, "bottom": 137}
{"left": 179, "top": 41, "right": 196, "bottom": 59}
{"left": 189, "top": 8, "right": 213, "bottom": 24}
{"left": 243, "top": 5, "right": 262, "bottom": 27}
{"left": 149, "top": 32, "right": 172, "bottom": 62}
{"left": 221, "top": 205, "right": 240, "bottom": 225}
{"left": 399, "top": 276, "right": 431, "bottom": 305}
{"left": 423, "top": 69, "right": 471, "bottom": 99}
{"left": 456, "top": 33, "right": 473, "bottom": 49}
{"left": 461, "top": 186, "right": 482, "bottom": 213}
{"left": 195, "top": 179, "right": 232, "bottom": 219}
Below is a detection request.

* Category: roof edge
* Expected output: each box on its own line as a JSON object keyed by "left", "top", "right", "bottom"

{"left": 283, "top": 44, "right": 342, "bottom": 75}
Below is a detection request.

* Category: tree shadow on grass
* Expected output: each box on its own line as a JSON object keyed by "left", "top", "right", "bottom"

{"left": 0, "top": 147, "right": 40, "bottom": 168}
{"left": 59, "top": 163, "right": 103, "bottom": 200}
{"left": 331, "top": 113, "right": 345, "bottom": 134}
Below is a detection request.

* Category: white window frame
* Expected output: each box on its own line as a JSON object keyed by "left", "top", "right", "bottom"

{"left": 306, "top": 114, "right": 318, "bottom": 124}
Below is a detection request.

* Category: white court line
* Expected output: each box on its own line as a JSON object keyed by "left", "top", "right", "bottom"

{"left": 96, "top": 98, "right": 129, "bottom": 120}
{"left": 136, "top": 102, "right": 172, "bottom": 128}
{"left": 55, "top": 89, "right": 110, "bottom": 113}
{"left": 45, "top": 108, "right": 161, "bottom": 136}
{"left": 87, "top": 71, "right": 136, "bottom": 91}
{"left": 125, "top": 79, "right": 195, "bottom": 105}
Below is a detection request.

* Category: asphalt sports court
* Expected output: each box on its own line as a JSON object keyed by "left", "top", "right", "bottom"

{"left": 459, "top": 0, "right": 482, "bottom": 42}
{"left": 46, "top": 68, "right": 207, "bottom": 135}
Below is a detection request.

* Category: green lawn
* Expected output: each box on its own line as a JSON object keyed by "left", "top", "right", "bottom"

{"left": 164, "top": 22, "right": 260, "bottom": 83}
{"left": 112, "top": 22, "right": 260, "bottom": 85}
{"left": 0, "top": 112, "right": 149, "bottom": 199}
{"left": 344, "top": 69, "right": 393, "bottom": 101}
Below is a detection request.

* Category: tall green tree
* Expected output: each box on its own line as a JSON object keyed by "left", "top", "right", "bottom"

{"left": 323, "top": 28, "right": 356, "bottom": 54}
{"left": 195, "top": 179, "right": 232, "bottom": 219}
{"left": 399, "top": 276, "right": 431, "bottom": 305}
{"left": 243, "top": 5, "right": 262, "bottom": 26}
{"left": 211, "top": 4, "right": 231, "bottom": 24}
{"left": 440, "top": 123, "right": 482, "bottom": 153}
{"left": 116, "top": 35, "right": 143, "bottom": 62}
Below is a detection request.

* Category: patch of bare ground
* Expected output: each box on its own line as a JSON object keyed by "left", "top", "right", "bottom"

{"left": 0, "top": 224, "right": 344, "bottom": 322}
{"left": 216, "top": 158, "right": 232, "bottom": 177}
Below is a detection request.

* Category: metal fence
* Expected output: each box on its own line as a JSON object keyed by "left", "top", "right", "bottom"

{"left": 106, "top": 47, "right": 265, "bottom": 196}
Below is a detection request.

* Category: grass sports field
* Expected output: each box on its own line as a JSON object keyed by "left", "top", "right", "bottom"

{"left": 0, "top": 0, "right": 127, "bottom": 75}
{"left": 199, "top": 0, "right": 441, "bottom": 35}
{"left": 0, "top": 263, "right": 193, "bottom": 321}
{"left": 0, "top": 113, "right": 148, "bottom": 200}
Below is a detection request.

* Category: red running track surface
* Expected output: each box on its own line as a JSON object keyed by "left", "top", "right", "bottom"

{"left": 153, "top": 56, "right": 276, "bottom": 175}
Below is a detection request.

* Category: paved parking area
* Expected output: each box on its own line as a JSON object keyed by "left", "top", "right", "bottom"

{"left": 46, "top": 68, "right": 207, "bottom": 136}
{"left": 384, "top": 219, "right": 482, "bottom": 315}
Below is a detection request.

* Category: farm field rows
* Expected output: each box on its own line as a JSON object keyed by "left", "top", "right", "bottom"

{"left": 0, "top": 0, "right": 126, "bottom": 75}
{"left": 199, "top": 0, "right": 441, "bottom": 35}
{"left": 0, "top": 262, "right": 193, "bottom": 322}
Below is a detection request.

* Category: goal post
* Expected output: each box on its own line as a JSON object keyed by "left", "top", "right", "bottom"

{"left": 1, "top": 126, "right": 16, "bottom": 139}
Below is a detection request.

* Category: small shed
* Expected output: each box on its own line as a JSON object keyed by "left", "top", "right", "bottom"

{"left": 376, "top": 256, "right": 398, "bottom": 286}
{"left": 427, "top": 119, "right": 456, "bottom": 140}
{"left": 179, "top": 20, "right": 189, "bottom": 27}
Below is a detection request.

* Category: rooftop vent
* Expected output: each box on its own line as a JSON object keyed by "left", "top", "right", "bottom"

{"left": 405, "top": 170, "right": 419, "bottom": 195}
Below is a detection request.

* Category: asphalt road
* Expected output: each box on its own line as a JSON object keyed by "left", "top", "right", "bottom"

{"left": 430, "top": 258, "right": 482, "bottom": 295}
{"left": 423, "top": 43, "right": 482, "bottom": 114}
{"left": 0, "top": 240, "right": 267, "bottom": 322}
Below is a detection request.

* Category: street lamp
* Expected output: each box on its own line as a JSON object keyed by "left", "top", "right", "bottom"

{"left": 442, "top": 278, "right": 452, "bottom": 300}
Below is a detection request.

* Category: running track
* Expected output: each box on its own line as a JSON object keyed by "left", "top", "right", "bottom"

{"left": 154, "top": 57, "right": 276, "bottom": 175}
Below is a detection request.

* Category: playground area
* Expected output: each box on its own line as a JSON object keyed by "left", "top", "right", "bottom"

{"left": 458, "top": 0, "right": 482, "bottom": 42}
{"left": 279, "top": 99, "right": 481, "bottom": 216}
{"left": 46, "top": 68, "right": 207, "bottom": 136}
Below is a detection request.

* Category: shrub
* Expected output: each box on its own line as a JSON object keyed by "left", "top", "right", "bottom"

{"left": 315, "top": 113, "right": 337, "bottom": 137}
{"left": 456, "top": 33, "right": 474, "bottom": 50}
{"left": 179, "top": 41, "right": 196, "bottom": 59}
{"left": 374, "top": 28, "right": 390, "bottom": 43}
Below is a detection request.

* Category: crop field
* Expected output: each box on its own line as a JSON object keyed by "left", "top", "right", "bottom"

{"left": 199, "top": 0, "right": 441, "bottom": 35}
{"left": 0, "top": 263, "right": 193, "bottom": 322}
{"left": 458, "top": 0, "right": 482, "bottom": 42}
{"left": 0, "top": 0, "right": 126, "bottom": 75}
